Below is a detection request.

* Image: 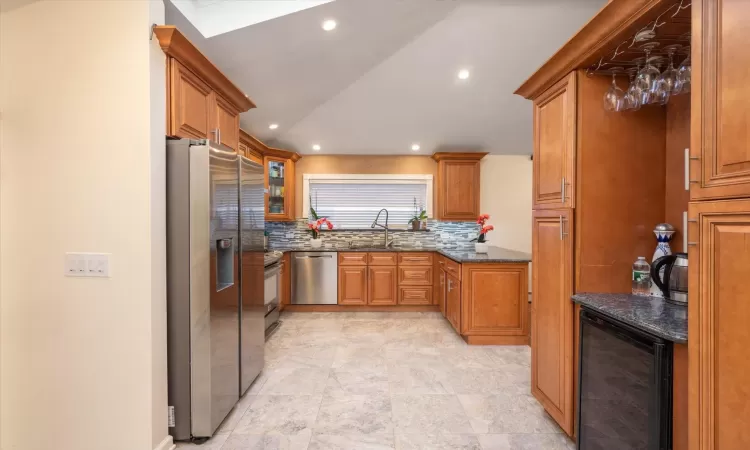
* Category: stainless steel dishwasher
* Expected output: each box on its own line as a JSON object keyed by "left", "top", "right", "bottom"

{"left": 291, "top": 252, "right": 338, "bottom": 304}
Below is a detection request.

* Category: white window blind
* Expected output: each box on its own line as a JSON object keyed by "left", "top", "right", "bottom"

{"left": 303, "top": 174, "right": 433, "bottom": 229}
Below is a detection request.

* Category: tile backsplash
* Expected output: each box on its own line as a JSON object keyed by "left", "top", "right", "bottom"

{"left": 266, "top": 219, "right": 480, "bottom": 250}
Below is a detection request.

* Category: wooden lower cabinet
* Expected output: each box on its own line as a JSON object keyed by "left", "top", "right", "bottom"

{"left": 531, "top": 209, "right": 575, "bottom": 436}
{"left": 689, "top": 199, "right": 750, "bottom": 450}
{"left": 398, "top": 266, "right": 433, "bottom": 285}
{"left": 338, "top": 266, "right": 367, "bottom": 305}
{"left": 279, "top": 253, "right": 291, "bottom": 310}
{"left": 368, "top": 266, "right": 397, "bottom": 305}
{"left": 438, "top": 268, "right": 446, "bottom": 315}
{"left": 460, "top": 263, "right": 528, "bottom": 343}
{"left": 445, "top": 273, "right": 461, "bottom": 331}
{"left": 398, "top": 286, "right": 433, "bottom": 305}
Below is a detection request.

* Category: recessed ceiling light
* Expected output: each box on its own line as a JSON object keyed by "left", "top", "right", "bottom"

{"left": 411, "top": 144, "right": 421, "bottom": 151}
{"left": 457, "top": 69, "right": 470, "bottom": 80}
{"left": 322, "top": 19, "right": 337, "bottom": 31}
{"left": 269, "top": 123, "right": 279, "bottom": 130}
{"left": 312, "top": 144, "right": 321, "bottom": 151}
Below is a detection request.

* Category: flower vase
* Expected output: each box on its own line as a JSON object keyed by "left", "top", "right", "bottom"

{"left": 475, "top": 242, "right": 489, "bottom": 253}
{"left": 310, "top": 238, "right": 322, "bottom": 249}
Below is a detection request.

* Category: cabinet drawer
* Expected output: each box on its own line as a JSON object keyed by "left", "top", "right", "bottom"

{"left": 398, "top": 252, "right": 434, "bottom": 266}
{"left": 443, "top": 258, "right": 461, "bottom": 280}
{"left": 398, "top": 266, "right": 433, "bottom": 286}
{"left": 339, "top": 252, "right": 368, "bottom": 266}
{"left": 368, "top": 252, "right": 397, "bottom": 266}
{"left": 399, "top": 286, "right": 433, "bottom": 305}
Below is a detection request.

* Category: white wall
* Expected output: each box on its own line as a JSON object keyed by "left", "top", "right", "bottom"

{"left": 480, "top": 155, "right": 533, "bottom": 254}
{"left": 0, "top": 1, "right": 169, "bottom": 450}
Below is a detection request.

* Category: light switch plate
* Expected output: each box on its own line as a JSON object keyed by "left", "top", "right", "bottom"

{"left": 65, "top": 253, "right": 111, "bottom": 278}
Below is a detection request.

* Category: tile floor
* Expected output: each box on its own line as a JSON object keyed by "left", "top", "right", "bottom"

{"left": 177, "top": 311, "right": 572, "bottom": 450}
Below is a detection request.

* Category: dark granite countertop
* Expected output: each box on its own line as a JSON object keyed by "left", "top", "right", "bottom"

{"left": 269, "top": 245, "right": 531, "bottom": 263}
{"left": 438, "top": 247, "right": 531, "bottom": 263}
{"left": 572, "top": 293, "right": 688, "bottom": 343}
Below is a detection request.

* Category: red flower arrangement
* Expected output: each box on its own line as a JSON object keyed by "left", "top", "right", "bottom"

{"left": 472, "top": 214, "right": 494, "bottom": 243}
{"left": 308, "top": 217, "right": 334, "bottom": 239}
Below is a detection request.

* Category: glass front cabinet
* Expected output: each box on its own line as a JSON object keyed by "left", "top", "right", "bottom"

{"left": 263, "top": 149, "right": 300, "bottom": 221}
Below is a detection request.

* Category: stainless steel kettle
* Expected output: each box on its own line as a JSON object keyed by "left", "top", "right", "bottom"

{"left": 650, "top": 253, "right": 688, "bottom": 305}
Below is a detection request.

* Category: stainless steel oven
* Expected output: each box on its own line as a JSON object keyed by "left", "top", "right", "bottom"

{"left": 263, "top": 252, "right": 282, "bottom": 335}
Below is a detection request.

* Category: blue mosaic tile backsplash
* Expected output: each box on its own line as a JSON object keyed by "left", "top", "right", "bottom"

{"left": 266, "top": 219, "right": 480, "bottom": 251}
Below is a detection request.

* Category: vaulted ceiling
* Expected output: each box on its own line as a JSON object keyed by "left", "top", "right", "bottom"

{"left": 165, "top": 0, "right": 606, "bottom": 155}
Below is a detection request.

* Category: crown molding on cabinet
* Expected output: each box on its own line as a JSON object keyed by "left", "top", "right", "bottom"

{"left": 239, "top": 128, "right": 301, "bottom": 162}
{"left": 514, "top": 0, "right": 672, "bottom": 100}
{"left": 431, "top": 152, "right": 488, "bottom": 162}
{"left": 153, "top": 26, "right": 256, "bottom": 112}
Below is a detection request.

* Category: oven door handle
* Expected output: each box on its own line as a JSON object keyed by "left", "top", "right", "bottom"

{"left": 264, "top": 264, "right": 281, "bottom": 278}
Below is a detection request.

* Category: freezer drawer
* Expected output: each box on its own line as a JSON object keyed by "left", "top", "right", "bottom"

{"left": 291, "top": 252, "right": 338, "bottom": 305}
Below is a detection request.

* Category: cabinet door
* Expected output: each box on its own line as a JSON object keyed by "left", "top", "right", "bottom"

{"left": 438, "top": 160, "right": 480, "bottom": 220}
{"left": 168, "top": 58, "right": 212, "bottom": 139}
{"left": 531, "top": 209, "right": 574, "bottom": 436}
{"left": 279, "top": 253, "right": 291, "bottom": 309}
{"left": 338, "top": 266, "right": 367, "bottom": 305}
{"left": 688, "top": 199, "right": 750, "bottom": 450}
{"left": 265, "top": 156, "right": 294, "bottom": 221}
{"left": 446, "top": 274, "right": 461, "bottom": 332}
{"left": 438, "top": 268, "right": 446, "bottom": 315}
{"left": 368, "top": 266, "right": 397, "bottom": 305}
{"left": 398, "top": 287, "right": 433, "bottom": 305}
{"left": 460, "top": 263, "right": 528, "bottom": 339}
{"left": 210, "top": 93, "right": 240, "bottom": 151}
{"left": 691, "top": 1, "right": 750, "bottom": 200}
{"left": 533, "top": 72, "right": 576, "bottom": 209}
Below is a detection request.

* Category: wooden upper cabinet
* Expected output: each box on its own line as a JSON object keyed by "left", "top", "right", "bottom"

{"left": 168, "top": 59, "right": 212, "bottom": 140}
{"left": 264, "top": 148, "right": 300, "bottom": 222}
{"left": 531, "top": 208, "right": 575, "bottom": 436}
{"left": 432, "top": 153, "right": 487, "bottom": 221}
{"left": 533, "top": 72, "right": 576, "bottom": 210}
{"left": 691, "top": 0, "right": 750, "bottom": 200}
{"left": 338, "top": 266, "right": 367, "bottom": 305}
{"left": 239, "top": 129, "right": 264, "bottom": 165}
{"left": 689, "top": 199, "right": 750, "bottom": 450}
{"left": 210, "top": 93, "right": 240, "bottom": 151}
{"left": 368, "top": 266, "right": 397, "bottom": 305}
{"left": 154, "top": 26, "right": 254, "bottom": 149}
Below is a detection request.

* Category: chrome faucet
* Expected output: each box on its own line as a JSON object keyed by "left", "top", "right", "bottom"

{"left": 371, "top": 208, "right": 393, "bottom": 248}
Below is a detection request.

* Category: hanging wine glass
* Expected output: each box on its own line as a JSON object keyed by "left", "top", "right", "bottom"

{"left": 623, "top": 67, "right": 641, "bottom": 111}
{"left": 603, "top": 69, "right": 625, "bottom": 112}
{"left": 635, "top": 42, "right": 661, "bottom": 96}
{"left": 654, "top": 45, "right": 681, "bottom": 105}
{"left": 673, "top": 46, "right": 691, "bottom": 95}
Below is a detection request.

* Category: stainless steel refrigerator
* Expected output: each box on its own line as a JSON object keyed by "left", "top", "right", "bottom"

{"left": 166, "top": 139, "right": 264, "bottom": 441}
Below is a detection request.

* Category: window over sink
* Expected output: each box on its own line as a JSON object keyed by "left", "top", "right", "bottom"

{"left": 302, "top": 174, "right": 433, "bottom": 229}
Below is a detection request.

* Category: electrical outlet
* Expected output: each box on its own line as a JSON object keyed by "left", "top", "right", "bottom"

{"left": 65, "top": 253, "right": 111, "bottom": 278}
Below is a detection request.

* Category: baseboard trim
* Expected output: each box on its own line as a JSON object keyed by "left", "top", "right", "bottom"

{"left": 283, "top": 305, "right": 439, "bottom": 312}
{"left": 154, "top": 435, "right": 176, "bottom": 450}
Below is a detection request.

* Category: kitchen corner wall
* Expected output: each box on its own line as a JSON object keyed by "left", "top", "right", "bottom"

{"left": 1, "top": 2, "right": 168, "bottom": 450}
{"left": 267, "top": 220, "right": 480, "bottom": 250}
{"left": 479, "top": 155, "right": 532, "bottom": 254}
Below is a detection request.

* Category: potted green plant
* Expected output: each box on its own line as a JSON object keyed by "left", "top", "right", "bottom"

{"left": 471, "top": 213, "right": 494, "bottom": 253}
{"left": 408, "top": 209, "right": 428, "bottom": 230}
{"left": 408, "top": 198, "right": 427, "bottom": 230}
